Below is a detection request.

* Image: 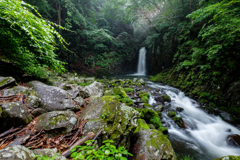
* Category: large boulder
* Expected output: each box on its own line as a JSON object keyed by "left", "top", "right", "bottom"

{"left": 27, "top": 81, "right": 76, "bottom": 111}
{"left": 133, "top": 129, "right": 176, "bottom": 160}
{"left": 80, "top": 96, "right": 140, "bottom": 149}
{"left": 0, "top": 102, "right": 32, "bottom": 132}
{"left": 34, "top": 111, "right": 77, "bottom": 136}
{"left": 3, "top": 86, "right": 28, "bottom": 96}
{"left": 0, "top": 145, "right": 67, "bottom": 160}
{"left": 0, "top": 76, "right": 15, "bottom": 88}
{"left": 79, "top": 81, "right": 103, "bottom": 98}
{"left": 0, "top": 145, "right": 35, "bottom": 160}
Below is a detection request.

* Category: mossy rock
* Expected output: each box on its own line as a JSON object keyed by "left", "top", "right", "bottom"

{"left": 161, "top": 95, "right": 171, "bottom": 102}
{"left": 168, "top": 111, "right": 176, "bottom": 117}
{"left": 138, "top": 108, "right": 162, "bottom": 128}
{"left": 104, "top": 89, "right": 114, "bottom": 96}
{"left": 113, "top": 86, "right": 128, "bottom": 98}
{"left": 139, "top": 91, "right": 150, "bottom": 98}
{"left": 123, "top": 88, "right": 134, "bottom": 93}
{"left": 158, "top": 127, "right": 168, "bottom": 134}
{"left": 214, "top": 156, "right": 240, "bottom": 160}
{"left": 172, "top": 116, "right": 182, "bottom": 127}
{"left": 143, "top": 103, "right": 152, "bottom": 108}
{"left": 133, "top": 129, "right": 176, "bottom": 160}
{"left": 148, "top": 124, "right": 155, "bottom": 129}
{"left": 134, "top": 119, "right": 150, "bottom": 133}
{"left": 121, "top": 97, "right": 133, "bottom": 106}
{"left": 141, "top": 96, "right": 149, "bottom": 103}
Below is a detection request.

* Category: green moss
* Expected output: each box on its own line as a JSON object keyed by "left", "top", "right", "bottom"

{"left": 214, "top": 156, "right": 240, "bottom": 160}
{"left": 48, "top": 114, "right": 68, "bottom": 126}
{"left": 168, "top": 111, "right": 176, "bottom": 117}
{"left": 124, "top": 88, "right": 134, "bottom": 93}
{"left": 150, "top": 116, "right": 162, "bottom": 128}
{"left": 141, "top": 96, "right": 149, "bottom": 103}
{"left": 161, "top": 95, "right": 171, "bottom": 102}
{"left": 172, "top": 116, "right": 182, "bottom": 127}
{"left": 158, "top": 127, "right": 168, "bottom": 134}
{"left": 134, "top": 119, "right": 150, "bottom": 133}
{"left": 0, "top": 77, "right": 10, "bottom": 86}
{"left": 113, "top": 87, "right": 128, "bottom": 98}
{"left": 143, "top": 103, "right": 152, "bottom": 108}
{"left": 114, "top": 95, "right": 121, "bottom": 100}
{"left": 0, "top": 107, "right": 2, "bottom": 117}
{"left": 148, "top": 124, "right": 155, "bottom": 129}
{"left": 156, "top": 111, "right": 162, "bottom": 116}
{"left": 121, "top": 97, "right": 133, "bottom": 106}
{"left": 139, "top": 91, "right": 150, "bottom": 98}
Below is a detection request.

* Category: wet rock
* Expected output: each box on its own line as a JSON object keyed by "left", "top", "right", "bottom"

{"left": 74, "top": 96, "right": 85, "bottom": 106}
{"left": 32, "top": 108, "right": 48, "bottom": 117}
{"left": 161, "top": 95, "right": 171, "bottom": 102}
{"left": 113, "top": 86, "right": 128, "bottom": 98}
{"left": 133, "top": 78, "right": 138, "bottom": 83}
{"left": 168, "top": 111, "right": 176, "bottom": 117}
{"left": 27, "top": 81, "right": 76, "bottom": 111}
{"left": 154, "top": 105, "right": 164, "bottom": 112}
{"left": 80, "top": 96, "right": 140, "bottom": 149}
{"left": 220, "top": 111, "right": 234, "bottom": 123}
{"left": 79, "top": 81, "right": 103, "bottom": 98}
{"left": 139, "top": 79, "right": 145, "bottom": 85}
{"left": 158, "top": 127, "right": 168, "bottom": 134}
{"left": 133, "top": 129, "right": 176, "bottom": 160}
{"left": 214, "top": 155, "right": 240, "bottom": 160}
{"left": 164, "top": 102, "right": 171, "bottom": 106}
{"left": 0, "top": 145, "right": 35, "bottom": 160}
{"left": 227, "top": 134, "right": 240, "bottom": 147}
{"left": 34, "top": 148, "right": 67, "bottom": 160}
{"left": 34, "top": 111, "right": 77, "bottom": 136}
{"left": 137, "top": 108, "right": 162, "bottom": 128}
{"left": 0, "top": 76, "right": 15, "bottom": 88}
{"left": 172, "top": 116, "right": 183, "bottom": 127}
{"left": 154, "top": 96, "right": 164, "bottom": 102}
{"left": 176, "top": 107, "right": 184, "bottom": 112}
{"left": 3, "top": 86, "right": 28, "bottom": 96}
{"left": 67, "top": 89, "right": 79, "bottom": 99}
{"left": 0, "top": 102, "right": 32, "bottom": 132}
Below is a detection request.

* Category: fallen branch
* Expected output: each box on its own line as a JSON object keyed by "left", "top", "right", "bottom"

{"left": 62, "top": 132, "right": 95, "bottom": 157}
{"left": 0, "top": 126, "right": 22, "bottom": 138}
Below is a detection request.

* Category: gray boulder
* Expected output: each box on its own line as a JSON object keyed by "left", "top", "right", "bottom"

{"left": 133, "top": 129, "right": 176, "bottom": 160}
{"left": 34, "top": 148, "right": 67, "bottom": 160}
{"left": 34, "top": 111, "right": 77, "bottom": 135}
{"left": 85, "top": 77, "right": 95, "bottom": 82}
{"left": 79, "top": 81, "right": 103, "bottom": 98}
{"left": 27, "top": 81, "right": 76, "bottom": 111}
{"left": 3, "top": 86, "right": 28, "bottom": 96}
{"left": 32, "top": 108, "right": 48, "bottom": 117}
{"left": 139, "top": 79, "right": 145, "bottom": 85}
{"left": 0, "top": 145, "right": 67, "bottom": 160}
{"left": 74, "top": 96, "right": 85, "bottom": 106}
{"left": 0, "top": 102, "right": 32, "bottom": 132}
{"left": 0, "top": 76, "right": 15, "bottom": 88}
{"left": 67, "top": 89, "right": 79, "bottom": 99}
{"left": 0, "top": 145, "right": 35, "bottom": 160}
{"left": 26, "top": 89, "right": 41, "bottom": 108}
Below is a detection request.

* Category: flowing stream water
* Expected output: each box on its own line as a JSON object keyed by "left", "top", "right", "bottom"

{"left": 146, "top": 81, "right": 240, "bottom": 159}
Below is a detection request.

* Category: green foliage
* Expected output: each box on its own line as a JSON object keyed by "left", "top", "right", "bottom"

{"left": 0, "top": 0, "right": 67, "bottom": 77}
{"left": 79, "top": 81, "right": 92, "bottom": 86}
{"left": 34, "top": 153, "right": 60, "bottom": 160}
{"left": 123, "top": 88, "right": 134, "bottom": 93}
{"left": 70, "top": 139, "right": 133, "bottom": 160}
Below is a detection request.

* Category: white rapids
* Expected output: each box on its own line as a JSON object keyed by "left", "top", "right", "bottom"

{"left": 147, "top": 81, "right": 240, "bottom": 159}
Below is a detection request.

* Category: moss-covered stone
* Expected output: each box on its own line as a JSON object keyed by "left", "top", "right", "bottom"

{"left": 161, "top": 95, "right": 171, "bottom": 102}
{"left": 138, "top": 108, "right": 162, "bottom": 128}
{"left": 134, "top": 119, "right": 150, "bottom": 133}
{"left": 134, "top": 129, "right": 176, "bottom": 160}
{"left": 148, "top": 124, "right": 155, "bottom": 129}
{"left": 139, "top": 91, "right": 150, "bottom": 98}
{"left": 143, "top": 103, "right": 152, "bottom": 108}
{"left": 121, "top": 97, "right": 133, "bottom": 106}
{"left": 214, "top": 155, "right": 240, "bottom": 160}
{"left": 168, "top": 111, "right": 177, "bottom": 117}
{"left": 141, "top": 96, "right": 149, "bottom": 103}
{"left": 172, "top": 116, "right": 182, "bottom": 127}
{"left": 123, "top": 88, "right": 134, "bottom": 93}
{"left": 113, "top": 86, "right": 128, "bottom": 98}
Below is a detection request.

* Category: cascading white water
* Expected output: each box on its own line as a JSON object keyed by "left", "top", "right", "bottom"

{"left": 147, "top": 81, "right": 240, "bottom": 159}
{"left": 136, "top": 47, "right": 146, "bottom": 75}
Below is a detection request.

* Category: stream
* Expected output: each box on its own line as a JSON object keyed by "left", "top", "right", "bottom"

{"left": 146, "top": 81, "right": 240, "bottom": 160}
{"left": 109, "top": 74, "right": 240, "bottom": 159}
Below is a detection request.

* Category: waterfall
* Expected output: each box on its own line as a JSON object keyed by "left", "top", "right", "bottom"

{"left": 137, "top": 47, "right": 146, "bottom": 75}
